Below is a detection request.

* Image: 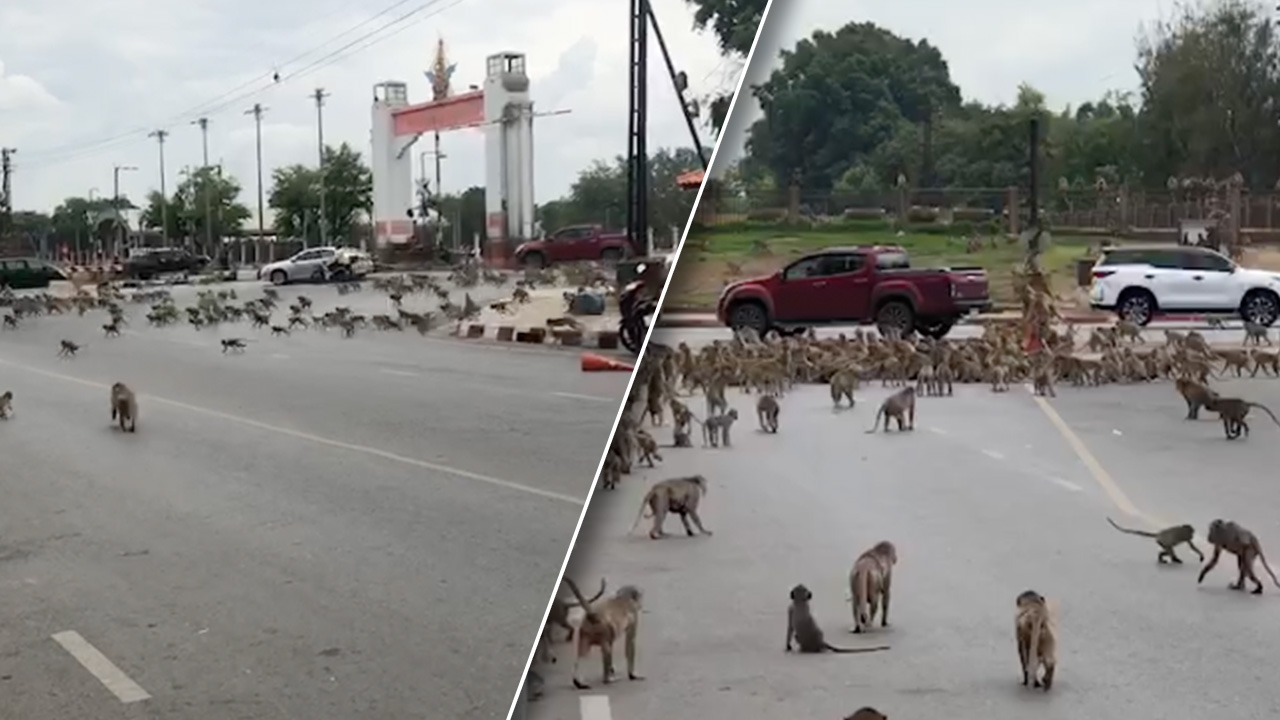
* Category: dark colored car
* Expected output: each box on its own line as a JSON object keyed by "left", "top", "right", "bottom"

{"left": 514, "top": 225, "right": 633, "bottom": 268}
{"left": 0, "top": 257, "right": 64, "bottom": 290}
{"left": 123, "top": 248, "right": 210, "bottom": 280}
{"left": 715, "top": 245, "right": 992, "bottom": 339}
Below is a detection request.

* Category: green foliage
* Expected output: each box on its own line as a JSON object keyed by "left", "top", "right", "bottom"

{"left": 685, "top": 0, "right": 768, "bottom": 132}
{"left": 744, "top": 3, "right": 1280, "bottom": 193}
{"left": 537, "top": 147, "right": 701, "bottom": 235}
{"left": 268, "top": 142, "right": 373, "bottom": 245}
{"left": 52, "top": 195, "right": 137, "bottom": 248}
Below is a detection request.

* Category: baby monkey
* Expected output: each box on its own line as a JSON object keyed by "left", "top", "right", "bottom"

{"left": 756, "top": 394, "right": 780, "bottom": 433}
{"left": 865, "top": 387, "right": 916, "bottom": 433}
{"left": 1107, "top": 517, "right": 1203, "bottom": 564}
{"left": 786, "top": 584, "right": 890, "bottom": 655}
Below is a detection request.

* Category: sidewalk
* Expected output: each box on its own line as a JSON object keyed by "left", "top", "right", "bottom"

{"left": 656, "top": 309, "right": 1214, "bottom": 329}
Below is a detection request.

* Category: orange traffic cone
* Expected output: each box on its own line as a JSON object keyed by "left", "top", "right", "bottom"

{"left": 581, "top": 352, "right": 634, "bottom": 373}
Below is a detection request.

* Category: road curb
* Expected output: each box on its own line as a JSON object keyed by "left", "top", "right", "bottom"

{"left": 451, "top": 322, "right": 622, "bottom": 350}
{"left": 655, "top": 312, "right": 1216, "bottom": 329}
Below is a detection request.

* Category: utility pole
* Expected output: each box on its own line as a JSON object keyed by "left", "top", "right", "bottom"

{"left": 148, "top": 130, "right": 170, "bottom": 246}
{"left": 112, "top": 164, "right": 137, "bottom": 256}
{"left": 245, "top": 103, "right": 268, "bottom": 263}
{"left": 0, "top": 148, "right": 13, "bottom": 245}
{"left": 312, "top": 88, "right": 330, "bottom": 247}
{"left": 192, "top": 118, "right": 213, "bottom": 255}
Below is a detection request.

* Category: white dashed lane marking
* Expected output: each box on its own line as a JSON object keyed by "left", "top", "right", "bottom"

{"left": 51, "top": 630, "right": 151, "bottom": 704}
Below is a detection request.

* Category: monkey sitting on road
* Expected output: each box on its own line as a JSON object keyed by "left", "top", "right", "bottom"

{"left": 562, "top": 577, "right": 644, "bottom": 690}
{"left": 1210, "top": 396, "right": 1280, "bottom": 439}
{"left": 702, "top": 408, "right": 739, "bottom": 447}
{"left": 629, "top": 475, "right": 712, "bottom": 539}
{"left": 1015, "top": 589, "right": 1056, "bottom": 691}
{"left": 1198, "top": 519, "right": 1280, "bottom": 594}
{"left": 671, "top": 426, "right": 692, "bottom": 448}
{"left": 865, "top": 387, "right": 916, "bottom": 434}
{"left": 785, "top": 584, "right": 890, "bottom": 655}
{"left": 110, "top": 382, "right": 138, "bottom": 433}
{"left": 1106, "top": 517, "right": 1203, "bottom": 564}
{"left": 0, "top": 390, "right": 12, "bottom": 419}
{"left": 756, "top": 394, "right": 780, "bottom": 433}
{"left": 1175, "top": 377, "right": 1218, "bottom": 420}
{"left": 850, "top": 541, "right": 897, "bottom": 633}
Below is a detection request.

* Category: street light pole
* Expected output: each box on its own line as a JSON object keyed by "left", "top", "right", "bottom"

{"left": 245, "top": 103, "right": 268, "bottom": 264}
{"left": 113, "top": 164, "right": 137, "bottom": 256}
{"left": 148, "top": 129, "right": 170, "bottom": 246}
{"left": 312, "top": 88, "right": 330, "bottom": 247}
{"left": 192, "top": 118, "right": 213, "bottom": 255}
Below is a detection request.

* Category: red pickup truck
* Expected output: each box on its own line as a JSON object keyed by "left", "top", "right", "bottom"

{"left": 715, "top": 245, "right": 992, "bottom": 339}
{"left": 514, "top": 224, "right": 632, "bottom": 268}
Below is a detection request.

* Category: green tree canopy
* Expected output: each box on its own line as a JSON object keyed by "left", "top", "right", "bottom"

{"left": 268, "top": 142, "right": 373, "bottom": 245}
{"left": 686, "top": 0, "right": 770, "bottom": 131}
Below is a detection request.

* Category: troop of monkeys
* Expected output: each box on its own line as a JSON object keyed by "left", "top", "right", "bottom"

{"left": 525, "top": 319, "right": 1280, "bottom": 715}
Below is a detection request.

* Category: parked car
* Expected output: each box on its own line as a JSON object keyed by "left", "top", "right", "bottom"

{"left": 0, "top": 257, "right": 64, "bottom": 289}
{"left": 715, "top": 245, "right": 992, "bottom": 339}
{"left": 258, "top": 247, "right": 339, "bottom": 285}
{"left": 1089, "top": 244, "right": 1280, "bottom": 326}
{"left": 122, "top": 248, "right": 210, "bottom": 280}
{"left": 514, "top": 224, "right": 632, "bottom": 268}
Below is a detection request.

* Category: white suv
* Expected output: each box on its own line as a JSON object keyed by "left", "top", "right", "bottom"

{"left": 1089, "top": 244, "right": 1280, "bottom": 326}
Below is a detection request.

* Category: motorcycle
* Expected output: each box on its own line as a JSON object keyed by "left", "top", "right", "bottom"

{"left": 618, "top": 263, "right": 657, "bottom": 355}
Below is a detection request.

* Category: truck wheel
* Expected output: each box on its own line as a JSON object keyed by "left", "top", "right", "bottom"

{"left": 728, "top": 301, "right": 769, "bottom": 335}
{"left": 915, "top": 319, "right": 955, "bottom": 340}
{"left": 270, "top": 270, "right": 288, "bottom": 286}
{"left": 875, "top": 300, "right": 915, "bottom": 338}
{"left": 522, "top": 252, "right": 546, "bottom": 269}
{"left": 1240, "top": 289, "right": 1280, "bottom": 327}
{"left": 600, "top": 248, "right": 623, "bottom": 264}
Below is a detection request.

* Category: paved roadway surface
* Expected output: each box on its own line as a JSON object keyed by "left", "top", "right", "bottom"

{"left": 0, "top": 279, "right": 630, "bottom": 720}
{"left": 528, "top": 324, "right": 1280, "bottom": 720}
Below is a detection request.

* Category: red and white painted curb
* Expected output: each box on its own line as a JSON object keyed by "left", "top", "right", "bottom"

{"left": 453, "top": 322, "right": 623, "bottom": 350}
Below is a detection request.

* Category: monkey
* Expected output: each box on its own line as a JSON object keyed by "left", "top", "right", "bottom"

{"left": 702, "top": 408, "right": 739, "bottom": 448}
{"left": 934, "top": 361, "right": 955, "bottom": 396}
{"left": 110, "top": 382, "right": 138, "bottom": 433}
{"left": 1015, "top": 589, "right": 1056, "bottom": 690}
{"left": 1249, "top": 347, "right": 1280, "bottom": 377}
{"left": 525, "top": 669, "right": 545, "bottom": 702}
{"left": 989, "top": 363, "right": 1011, "bottom": 393}
{"left": 634, "top": 428, "right": 663, "bottom": 467}
{"left": 102, "top": 320, "right": 121, "bottom": 337}
{"left": 1106, "top": 517, "right": 1204, "bottom": 564}
{"left": 671, "top": 426, "right": 692, "bottom": 448}
{"left": 628, "top": 475, "right": 712, "bottom": 539}
{"left": 562, "top": 577, "right": 644, "bottom": 690}
{"left": 1031, "top": 364, "right": 1056, "bottom": 397}
{"left": 539, "top": 578, "right": 607, "bottom": 663}
{"left": 2, "top": 314, "right": 16, "bottom": 329}
{"left": 221, "top": 338, "right": 249, "bottom": 353}
{"left": 1205, "top": 314, "right": 1228, "bottom": 330}
{"left": 756, "top": 394, "right": 780, "bottom": 433}
{"left": 1198, "top": 519, "right": 1280, "bottom": 594}
{"left": 270, "top": 325, "right": 291, "bottom": 337}
{"left": 865, "top": 387, "right": 916, "bottom": 434}
{"left": 844, "top": 709, "right": 888, "bottom": 720}
{"left": 598, "top": 450, "right": 623, "bottom": 491}
{"left": 829, "top": 369, "right": 858, "bottom": 409}
{"left": 57, "top": 339, "right": 82, "bottom": 358}
{"left": 669, "top": 397, "right": 695, "bottom": 431}
{"left": 0, "top": 390, "right": 12, "bottom": 419}
{"left": 1243, "top": 320, "right": 1271, "bottom": 346}
{"left": 785, "top": 584, "right": 891, "bottom": 655}
{"left": 1175, "top": 377, "right": 1219, "bottom": 420}
{"left": 850, "top": 541, "right": 897, "bottom": 634}
{"left": 1211, "top": 396, "right": 1280, "bottom": 439}
{"left": 645, "top": 389, "right": 664, "bottom": 426}
{"left": 704, "top": 378, "right": 728, "bottom": 417}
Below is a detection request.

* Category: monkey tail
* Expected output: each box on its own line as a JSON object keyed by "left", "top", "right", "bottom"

{"left": 1257, "top": 548, "right": 1280, "bottom": 589}
{"left": 1107, "top": 517, "right": 1156, "bottom": 538}
{"left": 853, "top": 568, "right": 871, "bottom": 627}
{"left": 824, "top": 643, "right": 891, "bottom": 654}
{"left": 628, "top": 491, "right": 655, "bottom": 535}
{"left": 864, "top": 408, "right": 884, "bottom": 434}
{"left": 1248, "top": 402, "right": 1280, "bottom": 429}
{"left": 1028, "top": 611, "right": 1044, "bottom": 677}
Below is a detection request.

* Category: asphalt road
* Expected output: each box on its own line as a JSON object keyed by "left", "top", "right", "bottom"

{"left": 0, "top": 279, "right": 630, "bottom": 720}
{"left": 527, "top": 325, "right": 1280, "bottom": 720}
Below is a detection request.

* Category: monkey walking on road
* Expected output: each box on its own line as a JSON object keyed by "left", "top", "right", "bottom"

{"left": 110, "top": 382, "right": 138, "bottom": 433}
{"left": 629, "top": 476, "right": 712, "bottom": 539}
{"left": 562, "top": 577, "right": 644, "bottom": 690}
{"left": 850, "top": 541, "right": 897, "bottom": 633}
{"left": 57, "top": 339, "right": 82, "bottom": 358}
{"left": 1198, "top": 519, "right": 1280, "bottom": 594}
{"left": 1015, "top": 589, "right": 1057, "bottom": 691}
{"left": 1107, "top": 517, "right": 1204, "bottom": 564}
{"left": 221, "top": 338, "right": 251, "bottom": 353}
{"left": 866, "top": 387, "right": 916, "bottom": 433}
{"left": 756, "top": 394, "right": 780, "bottom": 433}
{"left": 538, "top": 578, "right": 606, "bottom": 664}
{"left": 1210, "top": 397, "right": 1280, "bottom": 439}
{"left": 1175, "top": 377, "right": 1218, "bottom": 420}
{"left": 785, "top": 584, "right": 890, "bottom": 655}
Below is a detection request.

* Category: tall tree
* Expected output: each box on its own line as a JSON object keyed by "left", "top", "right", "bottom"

{"left": 172, "top": 166, "right": 252, "bottom": 252}
{"left": 685, "top": 0, "right": 770, "bottom": 131}
{"left": 268, "top": 142, "right": 372, "bottom": 245}
{"left": 536, "top": 147, "right": 701, "bottom": 236}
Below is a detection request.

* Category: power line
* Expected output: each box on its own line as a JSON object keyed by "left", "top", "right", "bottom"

{"left": 19, "top": 0, "right": 460, "bottom": 169}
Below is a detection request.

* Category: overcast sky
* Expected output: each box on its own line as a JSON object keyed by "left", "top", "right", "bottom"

{"left": 0, "top": 0, "right": 734, "bottom": 218}
{"left": 715, "top": 0, "right": 1174, "bottom": 170}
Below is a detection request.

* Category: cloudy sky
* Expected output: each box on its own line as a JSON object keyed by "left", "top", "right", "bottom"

{"left": 715, "top": 0, "right": 1175, "bottom": 168}
{"left": 0, "top": 0, "right": 734, "bottom": 219}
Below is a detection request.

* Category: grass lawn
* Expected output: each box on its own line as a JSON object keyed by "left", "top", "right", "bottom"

{"left": 664, "top": 226, "right": 1101, "bottom": 311}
